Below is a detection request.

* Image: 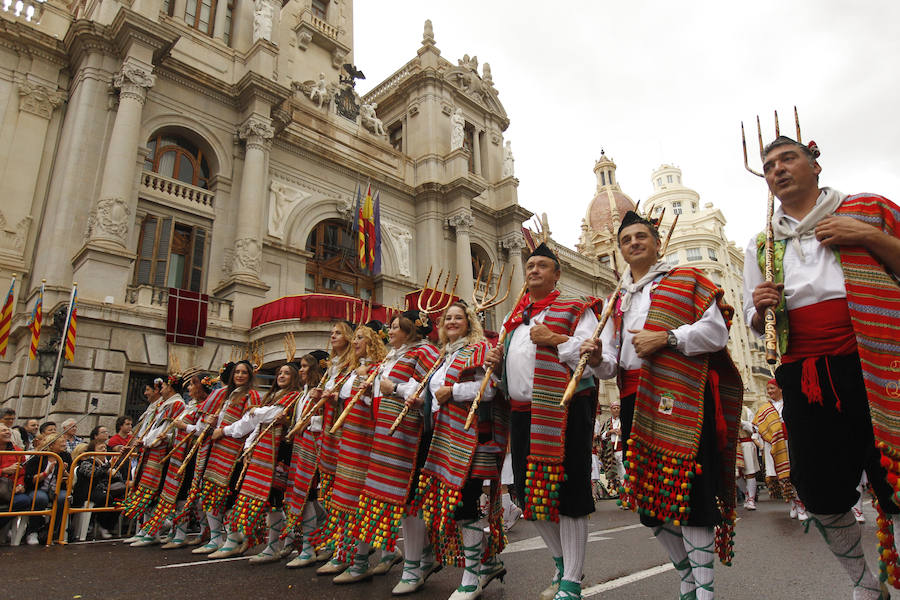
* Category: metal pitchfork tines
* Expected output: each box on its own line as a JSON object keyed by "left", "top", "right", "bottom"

{"left": 741, "top": 106, "right": 802, "bottom": 365}
{"left": 283, "top": 332, "right": 296, "bottom": 363}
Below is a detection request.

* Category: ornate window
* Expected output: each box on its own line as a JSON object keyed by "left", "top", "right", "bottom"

{"left": 144, "top": 134, "right": 211, "bottom": 189}
{"left": 686, "top": 247, "right": 702, "bottom": 262}
{"left": 185, "top": 0, "right": 216, "bottom": 35}
{"left": 305, "top": 219, "right": 374, "bottom": 299}
{"left": 389, "top": 122, "right": 403, "bottom": 152}
{"left": 707, "top": 247, "right": 718, "bottom": 261}
{"left": 134, "top": 214, "right": 207, "bottom": 292}
{"left": 672, "top": 200, "right": 682, "bottom": 215}
{"left": 463, "top": 124, "right": 475, "bottom": 173}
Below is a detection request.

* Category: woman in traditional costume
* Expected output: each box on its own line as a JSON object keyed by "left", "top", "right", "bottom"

{"left": 282, "top": 350, "right": 328, "bottom": 568}
{"left": 224, "top": 362, "right": 302, "bottom": 563}
{"left": 187, "top": 360, "right": 261, "bottom": 557}
{"left": 138, "top": 370, "right": 213, "bottom": 548}
{"left": 413, "top": 301, "right": 508, "bottom": 600}
{"left": 121, "top": 376, "right": 185, "bottom": 546}
{"left": 345, "top": 311, "right": 441, "bottom": 592}
{"left": 316, "top": 320, "right": 387, "bottom": 584}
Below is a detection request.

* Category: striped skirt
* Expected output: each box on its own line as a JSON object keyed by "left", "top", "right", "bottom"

{"left": 283, "top": 429, "right": 320, "bottom": 534}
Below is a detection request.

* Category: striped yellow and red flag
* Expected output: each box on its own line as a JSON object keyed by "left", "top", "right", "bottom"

{"left": 358, "top": 184, "right": 375, "bottom": 270}
{"left": 64, "top": 286, "right": 77, "bottom": 361}
{"left": 28, "top": 282, "right": 43, "bottom": 360}
{"left": 0, "top": 274, "right": 14, "bottom": 357}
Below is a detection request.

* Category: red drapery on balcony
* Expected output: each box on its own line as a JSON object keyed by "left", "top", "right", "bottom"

{"left": 167, "top": 287, "right": 208, "bottom": 346}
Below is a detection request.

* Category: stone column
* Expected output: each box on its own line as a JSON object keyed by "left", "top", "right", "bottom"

{"left": 89, "top": 57, "right": 155, "bottom": 251}
{"left": 213, "top": 0, "right": 228, "bottom": 42}
{"left": 500, "top": 233, "right": 526, "bottom": 317}
{"left": 448, "top": 211, "right": 474, "bottom": 303}
{"left": 472, "top": 130, "right": 481, "bottom": 177}
{"left": 232, "top": 114, "right": 274, "bottom": 282}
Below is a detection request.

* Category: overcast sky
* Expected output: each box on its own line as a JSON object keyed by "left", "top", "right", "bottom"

{"left": 354, "top": 1, "right": 900, "bottom": 250}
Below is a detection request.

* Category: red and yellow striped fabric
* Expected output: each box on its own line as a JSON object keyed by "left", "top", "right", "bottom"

{"left": 0, "top": 277, "right": 13, "bottom": 357}
{"left": 316, "top": 366, "right": 377, "bottom": 560}
{"left": 753, "top": 401, "right": 790, "bottom": 481}
{"left": 143, "top": 400, "right": 195, "bottom": 535}
{"left": 196, "top": 388, "right": 261, "bottom": 513}
{"left": 28, "top": 287, "right": 42, "bottom": 360}
{"left": 64, "top": 288, "right": 76, "bottom": 361}
{"left": 523, "top": 296, "right": 594, "bottom": 522}
{"left": 351, "top": 342, "right": 440, "bottom": 552}
{"left": 229, "top": 390, "right": 299, "bottom": 535}
{"left": 282, "top": 390, "right": 321, "bottom": 536}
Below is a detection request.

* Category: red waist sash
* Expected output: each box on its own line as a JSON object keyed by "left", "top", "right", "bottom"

{"left": 621, "top": 369, "right": 641, "bottom": 399}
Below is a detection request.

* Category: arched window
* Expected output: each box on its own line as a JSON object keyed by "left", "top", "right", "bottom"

{"left": 305, "top": 219, "right": 375, "bottom": 299}
{"left": 144, "top": 134, "right": 211, "bottom": 189}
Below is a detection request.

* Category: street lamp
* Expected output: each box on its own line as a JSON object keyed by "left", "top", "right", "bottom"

{"left": 34, "top": 306, "right": 67, "bottom": 404}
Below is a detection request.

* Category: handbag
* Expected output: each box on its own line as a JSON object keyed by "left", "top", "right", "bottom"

{"left": 0, "top": 477, "right": 13, "bottom": 504}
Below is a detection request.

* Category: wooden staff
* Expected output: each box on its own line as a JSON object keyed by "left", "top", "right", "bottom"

{"left": 464, "top": 281, "right": 528, "bottom": 430}
{"left": 560, "top": 213, "right": 678, "bottom": 408}
{"left": 330, "top": 366, "right": 380, "bottom": 434}
{"left": 175, "top": 391, "right": 234, "bottom": 476}
{"left": 285, "top": 370, "right": 352, "bottom": 439}
{"left": 295, "top": 371, "right": 329, "bottom": 425}
{"left": 389, "top": 347, "right": 447, "bottom": 435}
{"left": 762, "top": 190, "right": 778, "bottom": 364}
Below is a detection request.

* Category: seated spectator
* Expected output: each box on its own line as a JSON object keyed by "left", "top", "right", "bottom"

{"left": 32, "top": 422, "right": 57, "bottom": 452}
{"left": 73, "top": 439, "right": 125, "bottom": 538}
{"left": 1, "top": 408, "right": 22, "bottom": 450}
{"left": 14, "top": 419, "right": 39, "bottom": 450}
{"left": 72, "top": 426, "right": 109, "bottom": 459}
{"left": 60, "top": 418, "right": 82, "bottom": 454}
{"left": 1, "top": 423, "right": 26, "bottom": 528}
{"left": 107, "top": 416, "right": 133, "bottom": 452}
{"left": 22, "top": 435, "right": 72, "bottom": 544}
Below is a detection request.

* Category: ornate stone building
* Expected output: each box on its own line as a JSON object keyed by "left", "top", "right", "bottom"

{"left": 578, "top": 156, "right": 773, "bottom": 405}
{"left": 0, "top": 3, "right": 617, "bottom": 430}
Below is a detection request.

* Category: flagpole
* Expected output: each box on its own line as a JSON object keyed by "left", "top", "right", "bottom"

{"left": 48, "top": 282, "right": 76, "bottom": 406}
{"left": 15, "top": 354, "right": 28, "bottom": 416}
{"left": 18, "top": 280, "right": 44, "bottom": 416}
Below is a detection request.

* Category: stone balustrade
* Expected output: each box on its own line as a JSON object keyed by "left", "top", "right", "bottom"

{"left": 126, "top": 284, "right": 233, "bottom": 323}
{"left": 363, "top": 63, "right": 415, "bottom": 104}
{"left": 140, "top": 171, "right": 215, "bottom": 216}
{"left": 1, "top": 0, "right": 45, "bottom": 23}
{"left": 309, "top": 12, "right": 337, "bottom": 39}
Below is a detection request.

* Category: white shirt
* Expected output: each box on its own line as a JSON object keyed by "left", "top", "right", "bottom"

{"left": 742, "top": 209, "right": 846, "bottom": 332}
{"left": 505, "top": 306, "right": 598, "bottom": 402}
{"left": 141, "top": 394, "right": 184, "bottom": 446}
{"left": 429, "top": 346, "right": 494, "bottom": 415}
{"left": 595, "top": 284, "right": 730, "bottom": 378}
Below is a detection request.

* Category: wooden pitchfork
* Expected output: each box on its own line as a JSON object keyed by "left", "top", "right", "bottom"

{"left": 463, "top": 260, "right": 514, "bottom": 429}
{"left": 741, "top": 107, "right": 802, "bottom": 365}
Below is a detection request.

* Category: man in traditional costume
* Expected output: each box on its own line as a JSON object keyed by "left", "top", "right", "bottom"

{"left": 744, "top": 135, "right": 900, "bottom": 599}
{"left": 752, "top": 379, "right": 806, "bottom": 519}
{"left": 485, "top": 242, "right": 600, "bottom": 600}
{"left": 736, "top": 402, "right": 760, "bottom": 510}
{"left": 583, "top": 211, "right": 742, "bottom": 600}
{"left": 598, "top": 399, "right": 625, "bottom": 498}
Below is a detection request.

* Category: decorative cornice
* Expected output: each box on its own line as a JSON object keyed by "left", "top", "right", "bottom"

{"left": 109, "top": 7, "right": 181, "bottom": 62}
{"left": 235, "top": 71, "right": 291, "bottom": 113}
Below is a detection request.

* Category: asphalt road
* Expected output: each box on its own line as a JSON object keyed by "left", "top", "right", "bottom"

{"left": 2, "top": 494, "right": 888, "bottom": 600}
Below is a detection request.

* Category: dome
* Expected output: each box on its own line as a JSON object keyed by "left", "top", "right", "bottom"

{"left": 587, "top": 188, "right": 636, "bottom": 234}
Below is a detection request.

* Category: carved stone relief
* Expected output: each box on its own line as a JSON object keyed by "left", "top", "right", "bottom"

{"left": 17, "top": 81, "right": 64, "bottom": 119}
{"left": 252, "top": 0, "right": 276, "bottom": 42}
{"left": 450, "top": 108, "right": 464, "bottom": 151}
{"left": 232, "top": 237, "right": 262, "bottom": 273}
{"left": 0, "top": 211, "right": 31, "bottom": 255}
{"left": 87, "top": 198, "right": 131, "bottom": 244}
{"left": 383, "top": 221, "right": 412, "bottom": 277}
{"left": 268, "top": 180, "right": 311, "bottom": 239}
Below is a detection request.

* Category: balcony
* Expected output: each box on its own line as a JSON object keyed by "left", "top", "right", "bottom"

{"left": 293, "top": 8, "right": 349, "bottom": 60}
{"left": 140, "top": 171, "right": 215, "bottom": 218}
{"left": 126, "top": 284, "right": 233, "bottom": 324}
{"left": 1, "top": 0, "right": 45, "bottom": 23}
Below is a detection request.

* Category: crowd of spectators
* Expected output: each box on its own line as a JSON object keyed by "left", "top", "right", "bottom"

{"left": 1, "top": 407, "right": 135, "bottom": 545}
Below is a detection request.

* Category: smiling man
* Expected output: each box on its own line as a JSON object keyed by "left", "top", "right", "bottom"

{"left": 582, "top": 210, "right": 741, "bottom": 600}
{"left": 486, "top": 242, "right": 600, "bottom": 600}
{"left": 743, "top": 136, "right": 900, "bottom": 600}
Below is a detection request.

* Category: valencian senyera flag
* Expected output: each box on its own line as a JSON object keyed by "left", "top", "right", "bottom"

{"left": 64, "top": 286, "right": 77, "bottom": 361}
{"left": 0, "top": 275, "right": 14, "bottom": 357}
{"left": 356, "top": 183, "right": 381, "bottom": 273}
{"left": 28, "top": 282, "right": 43, "bottom": 360}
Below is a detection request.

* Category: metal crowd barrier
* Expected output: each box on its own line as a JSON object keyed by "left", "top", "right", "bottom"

{"left": 57, "top": 450, "right": 135, "bottom": 544}
{"left": 0, "top": 450, "right": 65, "bottom": 547}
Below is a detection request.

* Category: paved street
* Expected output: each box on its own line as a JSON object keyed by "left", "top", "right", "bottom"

{"left": 3, "top": 495, "right": 886, "bottom": 600}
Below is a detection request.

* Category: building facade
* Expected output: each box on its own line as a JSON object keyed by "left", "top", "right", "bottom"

{"left": 0, "top": 2, "right": 618, "bottom": 431}
{"left": 578, "top": 156, "right": 772, "bottom": 406}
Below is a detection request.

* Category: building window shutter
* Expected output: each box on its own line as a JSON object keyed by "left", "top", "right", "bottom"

{"left": 189, "top": 227, "right": 206, "bottom": 292}
{"left": 153, "top": 217, "right": 174, "bottom": 287}
{"left": 136, "top": 215, "right": 158, "bottom": 285}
